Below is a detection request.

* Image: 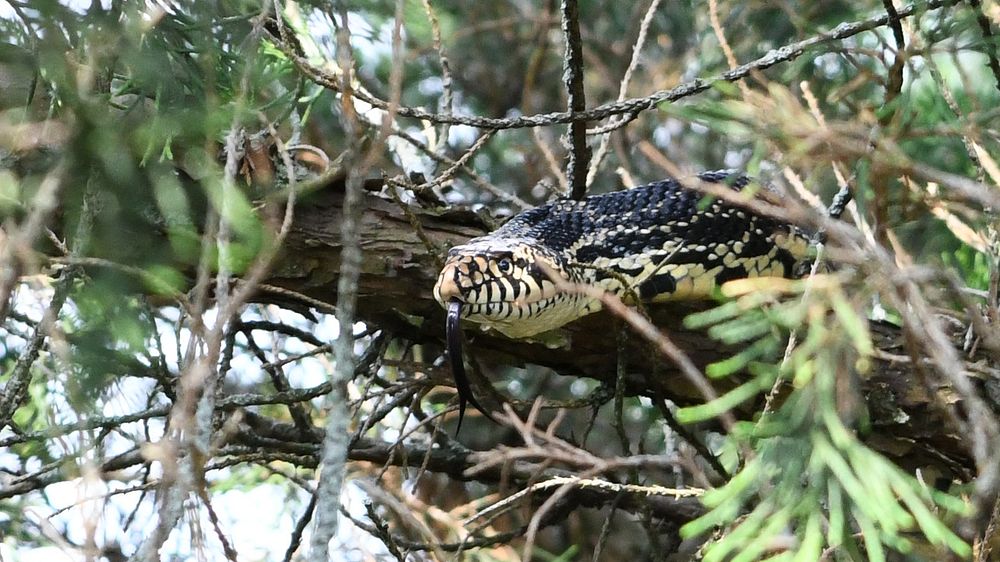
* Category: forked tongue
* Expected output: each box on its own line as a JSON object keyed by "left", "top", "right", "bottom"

{"left": 447, "top": 299, "right": 496, "bottom": 433}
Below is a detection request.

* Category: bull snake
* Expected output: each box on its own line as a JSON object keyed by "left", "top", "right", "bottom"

{"left": 433, "top": 170, "right": 813, "bottom": 426}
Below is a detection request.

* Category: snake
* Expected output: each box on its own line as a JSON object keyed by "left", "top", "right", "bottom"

{"left": 433, "top": 170, "right": 813, "bottom": 428}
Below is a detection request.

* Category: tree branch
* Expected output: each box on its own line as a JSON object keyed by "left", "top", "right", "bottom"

{"left": 560, "top": 0, "right": 590, "bottom": 199}
{"left": 259, "top": 180, "right": 988, "bottom": 478}
{"left": 275, "top": 0, "right": 961, "bottom": 130}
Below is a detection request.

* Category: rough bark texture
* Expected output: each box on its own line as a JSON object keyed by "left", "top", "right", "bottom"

{"left": 265, "top": 181, "right": 988, "bottom": 480}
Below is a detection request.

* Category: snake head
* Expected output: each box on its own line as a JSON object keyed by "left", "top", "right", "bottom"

{"left": 434, "top": 237, "right": 587, "bottom": 431}
{"left": 433, "top": 238, "right": 586, "bottom": 339}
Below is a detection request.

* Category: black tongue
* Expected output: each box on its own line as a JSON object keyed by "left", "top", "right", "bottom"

{"left": 446, "top": 299, "right": 497, "bottom": 433}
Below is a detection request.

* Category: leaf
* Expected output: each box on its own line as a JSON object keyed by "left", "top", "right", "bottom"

{"left": 890, "top": 475, "right": 970, "bottom": 557}
{"left": 708, "top": 315, "right": 774, "bottom": 345}
{"left": 676, "top": 379, "right": 765, "bottom": 423}
{"left": 826, "top": 478, "right": 846, "bottom": 548}
{"left": 854, "top": 507, "right": 888, "bottom": 562}
{"left": 684, "top": 300, "right": 743, "bottom": 329}
{"left": 829, "top": 289, "right": 873, "bottom": 357}
{"left": 706, "top": 337, "right": 780, "bottom": 378}
{"left": 682, "top": 461, "right": 762, "bottom": 539}
{"left": 792, "top": 512, "right": 823, "bottom": 562}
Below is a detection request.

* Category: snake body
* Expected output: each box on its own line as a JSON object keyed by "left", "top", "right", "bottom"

{"left": 433, "top": 170, "right": 813, "bottom": 426}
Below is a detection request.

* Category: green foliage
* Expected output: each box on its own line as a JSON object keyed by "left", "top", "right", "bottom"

{"left": 680, "top": 277, "right": 971, "bottom": 560}
{"left": 2, "top": 0, "right": 998, "bottom": 559}
{"left": 945, "top": 244, "right": 991, "bottom": 292}
{"left": 3, "top": 1, "right": 294, "bottom": 272}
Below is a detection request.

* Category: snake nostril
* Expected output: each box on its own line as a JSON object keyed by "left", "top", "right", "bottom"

{"left": 440, "top": 282, "right": 461, "bottom": 301}
{"left": 435, "top": 267, "right": 465, "bottom": 303}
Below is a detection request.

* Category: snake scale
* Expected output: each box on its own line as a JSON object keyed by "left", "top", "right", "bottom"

{"left": 433, "top": 170, "right": 813, "bottom": 427}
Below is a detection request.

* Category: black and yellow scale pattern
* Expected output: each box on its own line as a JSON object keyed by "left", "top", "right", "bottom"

{"left": 434, "top": 170, "right": 812, "bottom": 339}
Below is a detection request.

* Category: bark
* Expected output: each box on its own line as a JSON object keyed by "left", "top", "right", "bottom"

{"left": 264, "top": 179, "right": 993, "bottom": 480}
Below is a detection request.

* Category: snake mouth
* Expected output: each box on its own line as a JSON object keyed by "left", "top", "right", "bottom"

{"left": 446, "top": 283, "right": 556, "bottom": 308}
{"left": 446, "top": 299, "right": 495, "bottom": 432}
{"left": 456, "top": 293, "right": 563, "bottom": 319}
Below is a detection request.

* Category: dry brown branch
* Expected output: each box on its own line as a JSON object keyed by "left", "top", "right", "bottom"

{"left": 307, "top": 5, "right": 370, "bottom": 558}
{"left": 419, "top": 0, "right": 453, "bottom": 162}
{"left": 251, "top": 183, "right": 988, "bottom": 477}
{"left": 587, "top": 0, "right": 662, "bottom": 187}
{"left": 709, "top": 0, "right": 751, "bottom": 100}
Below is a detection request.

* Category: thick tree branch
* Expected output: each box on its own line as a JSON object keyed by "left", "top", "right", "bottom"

{"left": 261, "top": 180, "right": 990, "bottom": 479}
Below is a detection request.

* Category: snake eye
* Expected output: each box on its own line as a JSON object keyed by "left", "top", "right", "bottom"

{"left": 497, "top": 258, "right": 513, "bottom": 273}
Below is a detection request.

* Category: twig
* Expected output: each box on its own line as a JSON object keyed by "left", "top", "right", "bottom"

{"left": 215, "top": 120, "right": 300, "bottom": 323}
{"left": 538, "top": 263, "right": 736, "bottom": 432}
{"left": 560, "top": 0, "right": 591, "bottom": 199}
{"left": 592, "top": 492, "right": 625, "bottom": 562}
{"left": 884, "top": 0, "right": 906, "bottom": 47}
{"left": 255, "top": 283, "right": 338, "bottom": 315}
{"left": 357, "top": 481, "right": 448, "bottom": 561}
{"left": 278, "top": 0, "right": 960, "bottom": 130}
{"left": 0, "top": 383, "right": 337, "bottom": 450}
{"left": 650, "top": 393, "right": 729, "bottom": 482}
{"left": 533, "top": 128, "right": 569, "bottom": 194}
{"left": 363, "top": 501, "right": 406, "bottom": 561}
{"left": 0, "top": 268, "right": 75, "bottom": 432}
{"left": 195, "top": 485, "right": 240, "bottom": 562}
{"left": 0, "top": 162, "right": 65, "bottom": 324}
{"left": 282, "top": 493, "right": 317, "bottom": 562}
{"left": 467, "top": 475, "right": 702, "bottom": 524}
{"left": 392, "top": 128, "right": 531, "bottom": 209}
{"left": 889, "top": 275, "right": 1000, "bottom": 532}
{"left": 587, "top": 0, "right": 662, "bottom": 187}
{"left": 243, "top": 330, "right": 315, "bottom": 434}
{"left": 413, "top": 128, "right": 497, "bottom": 191}
{"left": 976, "top": 496, "right": 1000, "bottom": 561}
{"left": 709, "top": 0, "right": 751, "bottom": 99}
{"left": 881, "top": 0, "right": 907, "bottom": 116}
{"left": 0, "top": 173, "right": 92, "bottom": 431}
{"left": 307, "top": 6, "right": 369, "bottom": 560}
{"left": 967, "top": 0, "right": 1000, "bottom": 95}
{"left": 347, "top": 510, "right": 529, "bottom": 553}
{"left": 361, "top": 0, "right": 405, "bottom": 175}
{"left": 614, "top": 327, "right": 633, "bottom": 456}
{"left": 420, "top": 0, "right": 454, "bottom": 161}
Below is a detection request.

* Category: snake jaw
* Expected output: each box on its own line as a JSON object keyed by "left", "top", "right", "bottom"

{"left": 446, "top": 298, "right": 496, "bottom": 432}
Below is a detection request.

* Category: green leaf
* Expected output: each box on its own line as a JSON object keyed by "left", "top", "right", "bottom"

{"left": 684, "top": 301, "right": 743, "bottom": 329}
{"left": 854, "top": 507, "right": 888, "bottom": 562}
{"left": 708, "top": 315, "right": 774, "bottom": 345}
{"left": 829, "top": 290, "right": 873, "bottom": 357}
{"left": 682, "top": 461, "right": 762, "bottom": 538}
{"left": 890, "top": 474, "right": 970, "bottom": 556}
{"left": 706, "top": 337, "right": 781, "bottom": 378}
{"left": 826, "top": 478, "right": 846, "bottom": 548}
{"left": 677, "top": 378, "right": 765, "bottom": 423}
{"left": 792, "top": 512, "right": 823, "bottom": 562}
{"left": 703, "top": 500, "right": 774, "bottom": 562}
